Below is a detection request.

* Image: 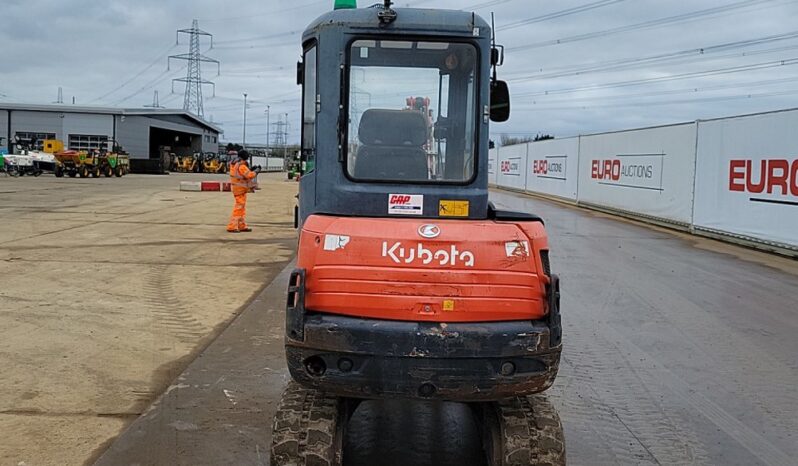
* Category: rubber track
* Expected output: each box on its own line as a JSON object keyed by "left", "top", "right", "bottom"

{"left": 271, "top": 382, "right": 344, "bottom": 466}
{"left": 493, "top": 395, "right": 566, "bottom": 466}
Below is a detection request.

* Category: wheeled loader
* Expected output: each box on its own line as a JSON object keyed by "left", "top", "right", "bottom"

{"left": 201, "top": 152, "right": 228, "bottom": 173}
{"left": 271, "top": 2, "right": 564, "bottom": 465}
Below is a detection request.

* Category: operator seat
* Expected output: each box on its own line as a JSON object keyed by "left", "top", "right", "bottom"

{"left": 354, "top": 109, "right": 429, "bottom": 181}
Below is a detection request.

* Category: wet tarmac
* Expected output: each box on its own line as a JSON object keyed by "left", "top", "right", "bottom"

{"left": 491, "top": 191, "right": 798, "bottom": 466}
{"left": 95, "top": 190, "right": 798, "bottom": 466}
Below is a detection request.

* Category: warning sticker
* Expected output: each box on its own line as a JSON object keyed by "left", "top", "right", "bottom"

{"left": 439, "top": 200, "right": 470, "bottom": 217}
{"left": 505, "top": 241, "right": 529, "bottom": 258}
{"left": 443, "top": 300, "right": 455, "bottom": 312}
{"left": 323, "top": 234, "right": 350, "bottom": 251}
{"left": 388, "top": 194, "right": 424, "bottom": 216}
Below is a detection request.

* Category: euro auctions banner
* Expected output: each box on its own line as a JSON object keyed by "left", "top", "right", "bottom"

{"left": 525, "top": 137, "right": 580, "bottom": 201}
{"left": 496, "top": 143, "right": 527, "bottom": 191}
{"left": 694, "top": 111, "right": 798, "bottom": 248}
{"left": 488, "top": 148, "right": 498, "bottom": 186}
{"left": 577, "top": 123, "right": 698, "bottom": 224}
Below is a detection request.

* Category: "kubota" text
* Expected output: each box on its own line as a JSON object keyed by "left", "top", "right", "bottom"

{"left": 381, "top": 242, "right": 475, "bottom": 267}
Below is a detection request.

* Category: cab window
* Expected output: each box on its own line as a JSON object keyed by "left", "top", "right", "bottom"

{"left": 346, "top": 40, "right": 478, "bottom": 183}
{"left": 302, "top": 43, "right": 317, "bottom": 173}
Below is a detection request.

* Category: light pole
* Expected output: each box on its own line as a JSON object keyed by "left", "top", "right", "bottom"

{"left": 265, "top": 105, "right": 270, "bottom": 155}
{"left": 284, "top": 112, "right": 289, "bottom": 159}
{"left": 242, "top": 92, "right": 248, "bottom": 149}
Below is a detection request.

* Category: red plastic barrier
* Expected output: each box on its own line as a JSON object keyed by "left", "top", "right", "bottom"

{"left": 222, "top": 182, "right": 231, "bottom": 192}
{"left": 201, "top": 181, "right": 221, "bottom": 192}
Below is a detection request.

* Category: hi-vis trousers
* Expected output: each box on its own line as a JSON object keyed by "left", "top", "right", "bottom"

{"left": 227, "top": 191, "right": 248, "bottom": 231}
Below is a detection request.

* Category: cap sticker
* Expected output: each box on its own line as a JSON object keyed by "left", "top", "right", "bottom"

{"left": 388, "top": 194, "right": 423, "bottom": 216}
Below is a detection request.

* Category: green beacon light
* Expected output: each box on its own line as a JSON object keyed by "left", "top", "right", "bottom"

{"left": 334, "top": 0, "right": 357, "bottom": 9}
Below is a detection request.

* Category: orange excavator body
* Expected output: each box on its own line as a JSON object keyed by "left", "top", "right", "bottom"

{"left": 298, "top": 214, "right": 550, "bottom": 323}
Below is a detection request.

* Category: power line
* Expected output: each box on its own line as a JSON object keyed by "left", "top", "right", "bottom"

{"left": 516, "top": 88, "right": 798, "bottom": 111}
{"left": 520, "top": 75, "right": 798, "bottom": 106}
{"left": 514, "top": 57, "right": 798, "bottom": 98}
{"left": 199, "top": 0, "right": 327, "bottom": 23}
{"left": 112, "top": 64, "right": 186, "bottom": 106}
{"left": 214, "top": 30, "right": 300, "bottom": 46}
{"left": 88, "top": 44, "right": 177, "bottom": 104}
{"left": 507, "top": 0, "right": 779, "bottom": 52}
{"left": 507, "top": 30, "right": 798, "bottom": 82}
{"left": 499, "top": 0, "right": 626, "bottom": 32}
{"left": 213, "top": 40, "right": 295, "bottom": 51}
{"left": 462, "top": 0, "right": 515, "bottom": 10}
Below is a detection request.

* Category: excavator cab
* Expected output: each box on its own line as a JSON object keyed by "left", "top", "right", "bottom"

{"left": 273, "top": 2, "right": 564, "bottom": 464}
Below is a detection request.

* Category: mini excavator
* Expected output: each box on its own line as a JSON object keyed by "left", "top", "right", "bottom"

{"left": 271, "top": 2, "right": 564, "bottom": 465}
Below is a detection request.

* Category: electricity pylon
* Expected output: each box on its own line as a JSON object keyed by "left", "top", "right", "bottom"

{"left": 169, "top": 20, "right": 220, "bottom": 117}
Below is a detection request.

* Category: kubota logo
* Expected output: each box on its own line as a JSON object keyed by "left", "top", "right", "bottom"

{"left": 418, "top": 224, "right": 441, "bottom": 239}
{"left": 381, "top": 242, "right": 475, "bottom": 267}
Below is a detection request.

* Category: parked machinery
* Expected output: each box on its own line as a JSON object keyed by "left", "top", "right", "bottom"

{"left": 102, "top": 143, "right": 131, "bottom": 177}
{"left": 47, "top": 139, "right": 130, "bottom": 178}
{"left": 201, "top": 152, "right": 228, "bottom": 174}
{"left": 1, "top": 153, "right": 42, "bottom": 177}
{"left": 172, "top": 153, "right": 202, "bottom": 173}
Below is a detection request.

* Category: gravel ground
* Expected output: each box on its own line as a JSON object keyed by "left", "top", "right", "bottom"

{"left": 0, "top": 172, "right": 297, "bottom": 466}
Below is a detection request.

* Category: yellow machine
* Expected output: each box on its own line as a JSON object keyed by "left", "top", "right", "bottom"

{"left": 173, "top": 154, "right": 200, "bottom": 173}
{"left": 43, "top": 139, "right": 64, "bottom": 154}
{"left": 47, "top": 139, "right": 130, "bottom": 178}
{"left": 201, "top": 153, "right": 227, "bottom": 173}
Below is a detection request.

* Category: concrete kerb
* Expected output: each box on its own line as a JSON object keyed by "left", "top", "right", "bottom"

{"left": 93, "top": 261, "right": 295, "bottom": 466}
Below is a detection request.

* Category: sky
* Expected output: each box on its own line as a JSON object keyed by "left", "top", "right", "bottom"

{"left": 2, "top": 0, "right": 798, "bottom": 144}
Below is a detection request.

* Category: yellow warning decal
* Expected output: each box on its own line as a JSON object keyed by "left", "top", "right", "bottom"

{"left": 443, "top": 300, "right": 455, "bottom": 312}
{"left": 439, "top": 200, "right": 470, "bottom": 217}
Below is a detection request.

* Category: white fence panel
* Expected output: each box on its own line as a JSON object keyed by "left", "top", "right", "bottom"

{"left": 525, "top": 137, "right": 580, "bottom": 201}
{"left": 496, "top": 143, "right": 527, "bottom": 191}
{"left": 251, "top": 156, "right": 284, "bottom": 172}
{"left": 694, "top": 111, "right": 798, "bottom": 248}
{"left": 488, "top": 147, "right": 498, "bottom": 186}
{"left": 577, "top": 123, "right": 697, "bottom": 224}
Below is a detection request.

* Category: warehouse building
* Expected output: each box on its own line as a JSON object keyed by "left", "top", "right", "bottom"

{"left": 0, "top": 103, "right": 222, "bottom": 171}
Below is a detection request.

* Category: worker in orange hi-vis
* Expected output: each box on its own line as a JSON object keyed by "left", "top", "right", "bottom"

{"left": 227, "top": 150, "right": 259, "bottom": 233}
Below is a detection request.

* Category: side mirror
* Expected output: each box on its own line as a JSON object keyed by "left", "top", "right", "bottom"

{"left": 296, "top": 61, "right": 304, "bottom": 86}
{"left": 490, "top": 80, "right": 510, "bottom": 122}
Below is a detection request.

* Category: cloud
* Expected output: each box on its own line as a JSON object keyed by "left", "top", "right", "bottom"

{"left": 1, "top": 0, "right": 797, "bottom": 143}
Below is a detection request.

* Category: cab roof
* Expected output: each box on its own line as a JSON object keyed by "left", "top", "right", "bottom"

{"left": 302, "top": 6, "right": 491, "bottom": 42}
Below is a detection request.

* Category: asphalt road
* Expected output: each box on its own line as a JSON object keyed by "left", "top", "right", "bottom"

{"left": 94, "top": 190, "right": 798, "bottom": 466}
{"left": 491, "top": 190, "right": 798, "bottom": 466}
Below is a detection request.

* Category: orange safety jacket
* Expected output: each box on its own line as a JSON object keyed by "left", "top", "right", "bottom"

{"left": 229, "top": 160, "right": 257, "bottom": 190}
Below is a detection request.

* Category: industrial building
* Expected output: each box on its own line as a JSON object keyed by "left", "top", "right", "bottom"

{"left": 0, "top": 103, "right": 222, "bottom": 171}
